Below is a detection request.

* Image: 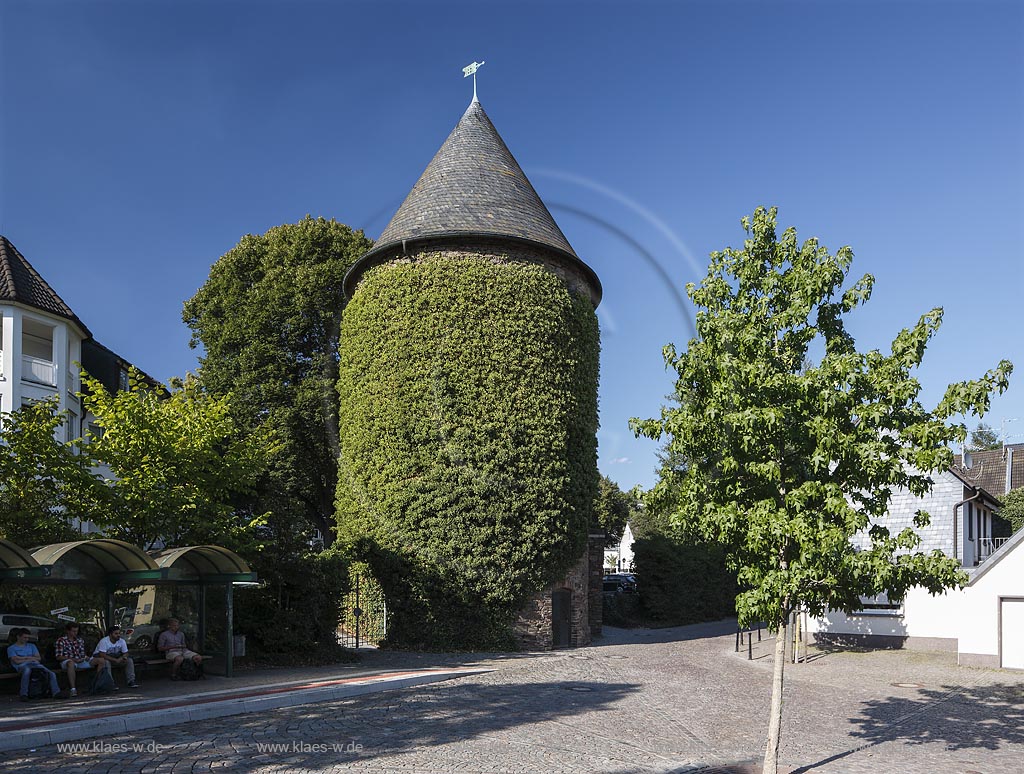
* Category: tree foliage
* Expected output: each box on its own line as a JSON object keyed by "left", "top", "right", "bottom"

{"left": 631, "top": 207, "right": 1011, "bottom": 773}
{"left": 79, "top": 370, "right": 268, "bottom": 550}
{"left": 999, "top": 487, "right": 1024, "bottom": 533}
{"left": 966, "top": 422, "right": 1002, "bottom": 451}
{"left": 593, "top": 475, "right": 634, "bottom": 546}
{"left": 183, "top": 217, "right": 372, "bottom": 546}
{"left": 0, "top": 399, "right": 95, "bottom": 546}
{"left": 336, "top": 254, "right": 600, "bottom": 649}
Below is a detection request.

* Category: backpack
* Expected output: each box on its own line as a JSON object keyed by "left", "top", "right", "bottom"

{"left": 89, "top": 667, "right": 116, "bottom": 695}
{"left": 178, "top": 658, "right": 204, "bottom": 681}
{"left": 27, "top": 667, "right": 52, "bottom": 699}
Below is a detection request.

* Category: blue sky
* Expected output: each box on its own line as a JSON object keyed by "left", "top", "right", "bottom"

{"left": 1, "top": 0, "right": 1021, "bottom": 491}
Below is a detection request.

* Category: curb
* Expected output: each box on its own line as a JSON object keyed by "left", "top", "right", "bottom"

{"left": 0, "top": 668, "right": 485, "bottom": 753}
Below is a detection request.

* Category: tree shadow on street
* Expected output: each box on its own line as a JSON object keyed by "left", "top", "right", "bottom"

{"left": 793, "top": 681, "right": 1024, "bottom": 772}
{"left": 2, "top": 678, "right": 646, "bottom": 771}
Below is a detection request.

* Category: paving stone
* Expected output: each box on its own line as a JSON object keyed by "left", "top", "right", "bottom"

{"left": 2, "top": 620, "right": 1022, "bottom": 772}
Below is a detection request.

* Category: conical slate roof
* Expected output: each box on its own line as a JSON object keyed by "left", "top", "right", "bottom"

{"left": 345, "top": 99, "right": 601, "bottom": 300}
{"left": 0, "top": 235, "right": 91, "bottom": 336}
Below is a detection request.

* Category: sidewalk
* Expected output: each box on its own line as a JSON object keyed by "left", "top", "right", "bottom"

{"left": 0, "top": 653, "right": 497, "bottom": 752}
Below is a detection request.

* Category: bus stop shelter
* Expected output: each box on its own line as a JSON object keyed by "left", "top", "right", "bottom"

{"left": 0, "top": 538, "right": 256, "bottom": 677}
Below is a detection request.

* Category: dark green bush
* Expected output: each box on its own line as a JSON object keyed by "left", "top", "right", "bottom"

{"left": 235, "top": 548, "right": 350, "bottom": 658}
{"left": 602, "top": 590, "right": 642, "bottom": 628}
{"left": 632, "top": 534, "right": 736, "bottom": 626}
{"left": 336, "top": 255, "right": 600, "bottom": 649}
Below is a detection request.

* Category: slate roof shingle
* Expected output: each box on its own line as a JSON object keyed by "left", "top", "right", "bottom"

{"left": 345, "top": 99, "right": 601, "bottom": 301}
{"left": 0, "top": 236, "right": 90, "bottom": 336}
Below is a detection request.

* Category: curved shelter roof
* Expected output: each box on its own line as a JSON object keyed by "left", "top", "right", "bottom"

{"left": 0, "top": 538, "right": 50, "bottom": 579}
{"left": 0, "top": 539, "right": 40, "bottom": 570}
{"left": 151, "top": 545, "right": 255, "bottom": 582}
{"left": 31, "top": 539, "right": 159, "bottom": 581}
{"left": 344, "top": 99, "right": 601, "bottom": 302}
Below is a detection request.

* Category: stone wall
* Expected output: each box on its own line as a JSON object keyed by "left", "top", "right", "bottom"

{"left": 588, "top": 533, "right": 605, "bottom": 639}
{"left": 513, "top": 544, "right": 593, "bottom": 650}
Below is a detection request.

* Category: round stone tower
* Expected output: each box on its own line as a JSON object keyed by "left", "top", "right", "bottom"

{"left": 338, "top": 97, "right": 602, "bottom": 650}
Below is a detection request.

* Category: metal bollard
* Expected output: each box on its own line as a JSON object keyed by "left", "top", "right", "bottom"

{"left": 735, "top": 629, "right": 740, "bottom": 652}
{"left": 747, "top": 631, "right": 752, "bottom": 660}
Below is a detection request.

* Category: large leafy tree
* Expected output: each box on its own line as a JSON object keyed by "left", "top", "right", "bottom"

{"left": 631, "top": 207, "right": 1011, "bottom": 774}
{"left": 183, "top": 217, "right": 372, "bottom": 546}
{"left": 79, "top": 371, "right": 268, "bottom": 550}
{"left": 0, "top": 399, "right": 97, "bottom": 546}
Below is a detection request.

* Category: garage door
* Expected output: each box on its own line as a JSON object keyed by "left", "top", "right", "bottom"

{"left": 1001, "top": 599, "right": 1024, "bottom": 670}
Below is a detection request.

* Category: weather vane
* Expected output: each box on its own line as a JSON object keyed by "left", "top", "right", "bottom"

{"left": 463, "top": 60, "right": 485, "bottom": 101}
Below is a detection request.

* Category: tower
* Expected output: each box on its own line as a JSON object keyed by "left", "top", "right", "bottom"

{"left": 338, "top": 96, "right": 602, "bottom": 649}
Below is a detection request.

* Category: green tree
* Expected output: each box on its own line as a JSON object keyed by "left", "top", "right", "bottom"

{"left": 79, "top": 370, "right": 268, "bottom": 550}
{"left": 594, "top": 475, "right": 634, "bottom": 546}
{"left": 631, "top": 207, "right": 1011, "bottom": 774}
{"left": 967, "top": 422, "right": 1002, "bottom": 451}
{"left": 0, "top": 399, "right": 97, "bottom": 546}
{"left": 183, "top": 217, "right": 372, "bottom": 547}
{"left": 999, "top": 487, "right": 1024, "bottom": 533}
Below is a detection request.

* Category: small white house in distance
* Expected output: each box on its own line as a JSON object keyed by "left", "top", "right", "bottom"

{"left": 604, "top": 523, "right": 635, "bottom": 572}
{"left": 809, "top": 449, "right": 1024, "bottom": 669}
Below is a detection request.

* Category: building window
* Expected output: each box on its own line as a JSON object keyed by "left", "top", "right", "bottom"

{"left": 967, "top": 502, "right": 973, "bottom": 541}
{"left": 858, "top": 593, "right": 902, "bottom": 615}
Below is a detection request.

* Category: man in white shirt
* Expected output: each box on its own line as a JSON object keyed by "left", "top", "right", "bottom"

{"left": 93, "top": 625, "right": 139, "bottom": 689}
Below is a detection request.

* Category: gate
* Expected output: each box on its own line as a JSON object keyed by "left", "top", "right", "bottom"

{"left": 338, "top": 568, "right": 387, "bottom": 649}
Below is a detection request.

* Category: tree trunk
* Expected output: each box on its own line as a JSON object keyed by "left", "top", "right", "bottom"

{"left": 762, "top": 620, "right": 787, "bottom": 774}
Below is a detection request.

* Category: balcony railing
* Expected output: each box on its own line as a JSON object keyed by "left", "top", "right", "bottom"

{"left": 22, "top": 355, "right": 56, "bottom": 386}
{"left": 978, "top": 537, "right": 1010, "bottom": 563}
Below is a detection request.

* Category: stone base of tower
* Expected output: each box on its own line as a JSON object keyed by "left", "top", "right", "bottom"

{"left": 513, "top": 533, "right": 606, "bottom": 650}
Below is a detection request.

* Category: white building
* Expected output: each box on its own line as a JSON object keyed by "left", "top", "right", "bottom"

{"left": 0, "top": 235, "right": 146, "bottom": 514}
{"left": 604, "top": 523, "right": 635, "bottom": 572}
{"left": 0, "top": 235, "right": 92, "bottom": 438}
{"left": 810, "top": 451, "right": 1024, "bottom": 669}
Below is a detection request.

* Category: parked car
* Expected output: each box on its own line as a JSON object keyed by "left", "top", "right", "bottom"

{"left": 123, "top": 622, "right": 163, "bottom": 651}
{"left": 0, "top": 613, "right": 59, "bottom": 643}
{"left": 603, "top": 574, "right": 637, "bottom": 594}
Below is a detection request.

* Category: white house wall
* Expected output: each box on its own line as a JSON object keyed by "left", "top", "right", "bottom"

{"left": 0, "top": 304, "right": 84, "bottom": 432}
{"left": 809, "top": 541, "right": 1024, "bottom": 669}
{"left": 959, "top": 542, "right": 1024, "bottom": 668}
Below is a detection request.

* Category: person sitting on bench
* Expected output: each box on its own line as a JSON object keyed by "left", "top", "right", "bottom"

{"left": 54, "top": 622, "right": 102, "bottom": 698}
{"left": 6, "top": 628, "right": 62, "bottom": 701}
{"left": 94, "top": 625, "right": 139, "bottom": 689}
{"left": 157, "top": 618, "right": 202, "bottom": 680}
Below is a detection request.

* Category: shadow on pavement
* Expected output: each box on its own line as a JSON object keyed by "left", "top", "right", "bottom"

{"left": 792, "top": 681, "right": 1024, "bottom": 772}
{"left": 2, "top": 678, "right": 644, "bottom": 770}
{"left": 591, "top": 618, "right": 738, "bottom": 648}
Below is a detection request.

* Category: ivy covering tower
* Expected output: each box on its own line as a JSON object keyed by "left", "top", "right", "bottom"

{"left": 337, "top": 93, "right": 602, "bottom": 649}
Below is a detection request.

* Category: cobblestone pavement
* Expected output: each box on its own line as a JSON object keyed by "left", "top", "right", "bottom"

{"left": 4, "top": 620, "right": 1022, "bottom": 773}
